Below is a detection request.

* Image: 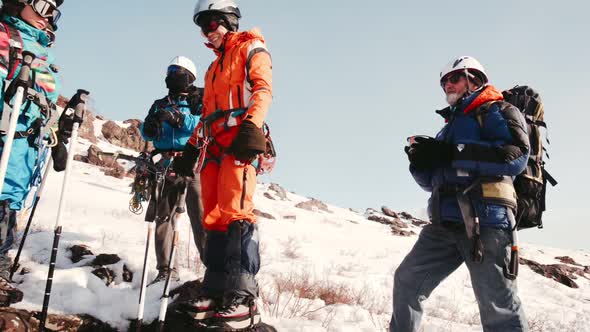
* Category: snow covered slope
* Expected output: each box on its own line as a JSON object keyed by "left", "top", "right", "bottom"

{"left": 8, "top": 135, "right": 590, "bottom": 331}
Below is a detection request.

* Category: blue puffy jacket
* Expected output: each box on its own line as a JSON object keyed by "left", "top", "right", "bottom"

{"left": 411, "top": 85, "right": 530, "bottom": 229}
{"left": 140, "top": 95, "right": 200, "bottom": 151}
{"left": 0, "top": 16, "right": 61, "bottom": 210}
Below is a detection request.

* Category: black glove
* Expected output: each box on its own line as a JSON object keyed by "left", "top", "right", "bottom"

{"left": 172, "top": 143, "right": 200, "bottom": 177}
{"left": 405, "top": 136, "right": 454, "bottom": 170}
{"left": 57, "top": 108, "right": 74, "bottom": 143}
{"left": 187, "top": 86, "right": 204, "bottom": 115}
{"left": 158, "top": 110, "right": 185, "bottom": 129}
{"left": 142, "top": 112, "right": 161, "bottom": 138}
{"left": 51, "top": 140, "right": 68, "bottom": 172}
{"left": 227, "top": 120, "right": 267, "bottom": 162}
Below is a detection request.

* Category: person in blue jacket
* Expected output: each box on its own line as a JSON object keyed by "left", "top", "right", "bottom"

{"left": 0, "top": 0, "right": 84, "bottom": 270}
{"left": 140, "top": 56, "right": 205, "bottom": 284}
{"left": 390, "top": 56, "right": 530, "bottom": 332}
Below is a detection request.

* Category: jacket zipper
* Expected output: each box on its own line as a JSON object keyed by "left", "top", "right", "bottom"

{"left": 240, "top": 167, "right": 247, "bottom": 210}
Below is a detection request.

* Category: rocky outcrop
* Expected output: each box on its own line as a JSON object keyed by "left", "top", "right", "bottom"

{"left": 381, "top": 206, "right": 399, "bottom": 219}
{"left": 0, "top": 307, "right": 117, "bottom": 332}
{"left": 91, "top": 267, "right": 115, "bottom": 286}
{"left": 91, "top": 254, "right": 121, "bottom": 266}
{"left": 555, "top": 256, "right": 582, "bottom": 266}
{"left": 268, "top": 183, "right": 288, "bottom": 201}
{"left": 78, "top": 110, "right": 98, "bottom": 143}
{"left": 520, "top": 257, "right": 590, "bottom": 288}
{"left": 68, "top": 247, "right": 133, "bottom": 286}
{"left": 0, "top": 277, "right": 23, "bottom": 307}
{"left": 366, "top": 209, "right": 415, "bottom": 237}
{"left": 101, "top": 120, "right": 145, "bottom": 152}
{"left": 253, "top": 209, "right": 276, "bottom": 220}
{"left": 68, "top": 245, "right": 94, "bottom": 264}
{"left": 74, "top": 145, "right": 126, "bottom": 179}
{"left": 295, "top": 198, "right": 331, "bottom": 213}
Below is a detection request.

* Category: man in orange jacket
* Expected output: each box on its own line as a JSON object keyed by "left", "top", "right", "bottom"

{"left": 173, "top": 0, "right": 272, "bottom": 329}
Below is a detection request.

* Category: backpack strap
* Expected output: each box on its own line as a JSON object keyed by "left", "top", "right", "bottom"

{"left": 1, "top": 22, "right": 23, "bottom": 81}
{"left": 473, "top": 100, "right": 507, "bottom": 127}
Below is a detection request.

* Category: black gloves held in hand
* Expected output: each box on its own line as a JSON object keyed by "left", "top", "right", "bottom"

{"left": 158, "top": 110, "right": 185, "bottom": 128}
{"left": 405, "top": 136, "right": 455, "bottom": 170}
{"left": 227, "top": 120, "right": 267, "bottom": 162}
{"left": 172, "top": 143, "right": 200, "bottom": 177}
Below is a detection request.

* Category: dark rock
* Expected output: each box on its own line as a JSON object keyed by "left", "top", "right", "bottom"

{"left": 78, "top": 109, "right": 98, "bottom": 143}
{"left": 263, "top": 192, "right": 275, "bottom": 200}
{"left": 268, "top": 183, "right": 288, "bottom": 200}
{"left": 92, "top": 267, "right": 115, "bottom": 286}
{"left": 520, "top": 257, "right": 586, "bottom": 288}
{"left": 123, "top": 264, "right": 133, "bottom": 283}
{"left": 74, "top": 154, "right": 89, "bottom": 163}
{"left": 104, "top": 163, "right": 126, "bottom": 179}
{"left": 123, "top": 118, "right": 142, "bottom": 128}
{"left": 295, "top": 198, "right": 331, "bottom": 213}
{"left": 368, "top": 214, "right": 391, "bottom": 225}
{"left": 0, "top": 307, "right": 117, "bottom": 332}
{"left": 381, "top": 206, "right": 399, "bottom": 219}
{"left": 400, "top": 212, "right": 414, "bottom": 220}
{"left": 96, "top": 114, "right": 105, "bottom": 120}
{"left": 555, "top": 256, "right": 581, "bottom": 266}
{"left": 411, "top": 219, "right": 430, "bottom": 227}
{"left": 91, "top": 254, "right": 121, "bottom": 266}
{"left": 253, "top": 209, "right": 275, "bottom": 220}
{"left": 0, "top": 277, "right": 23, "bottom": 307}
{"left": 75, "top": 145, "right": 126, "bottom": 178}
{"left": 283, "top": 215, "right": 297, "bottom": 220}
{"left": 391, "top": 228, "right": 415, "bottom": 237}
{"left": 101, "top": 120, "right": 146, "bottom": 152}
{"left": 585, "top": 266, "right": 590, "bottom": 274}
{"left": 69, "top": 245, "right": 94, "bottom": 263}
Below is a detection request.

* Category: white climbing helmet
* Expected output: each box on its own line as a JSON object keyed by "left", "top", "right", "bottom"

{"left": 440, "top": 56, "right": 489, "bottom": 88}
{"left": 168, "top": 56, "right": 197, "bottom": 79}
{"left": 193, "top": 0, "right": 241, "bottom": 26}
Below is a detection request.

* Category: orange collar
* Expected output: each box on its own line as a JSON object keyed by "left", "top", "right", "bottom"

{"left": 463, "top": 85, "right": 504, "bottom": 114}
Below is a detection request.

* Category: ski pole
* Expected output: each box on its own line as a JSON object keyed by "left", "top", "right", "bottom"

{"left": 9, "top": 157, "right": 53, "bottom": 281}
{"left": 505, "top": 209, "right": 519, "bottom": 280}
{"left": 157, "top": 180, "right": 188, "bottom": 332}
{"left": 136, "top": 166, "right": 165, "bottom": 332}
{"left": 0, "top": 51, "right": 35, "bottom": 195}
{"left": 39, "top": 90, "right": 89, "bottom": 332}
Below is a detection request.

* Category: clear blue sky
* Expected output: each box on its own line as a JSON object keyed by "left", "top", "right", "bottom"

{"left": 53, "top": 1, "right": 589, "bottom": 250}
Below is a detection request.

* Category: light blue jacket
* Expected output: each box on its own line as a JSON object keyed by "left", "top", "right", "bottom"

{"left": 140, "top": 95, "right": 200, "bottom": 151}
{"left": 0, "top": 16, "right": 61, "bottom": 210}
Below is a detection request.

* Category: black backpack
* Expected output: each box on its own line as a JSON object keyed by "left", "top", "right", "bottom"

{"left": 502, "top": 86, "right": 557, "bottom": 230}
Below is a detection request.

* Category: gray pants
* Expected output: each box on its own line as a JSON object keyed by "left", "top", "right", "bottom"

{"left": 154, "top": 175, "right": 205, "bottom": 271}
{"left": 390, "top": 224, "right": 528, "bottom": 332}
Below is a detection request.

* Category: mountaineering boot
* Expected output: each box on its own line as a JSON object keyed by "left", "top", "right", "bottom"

{"left": 148, "top": 267, "right": 179, "bottom": 286}
{"left": 177, "top": 295, "right": 218, "bottom": 322}
{"left": 203, "top": 295, "right": 261, "bottom": 331}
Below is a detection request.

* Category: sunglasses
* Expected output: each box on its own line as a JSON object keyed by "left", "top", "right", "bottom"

{"left": 30, "top": 0, "right": 61, "bottom": 25}
{"left": 199, "top": 17, "right": 223, "bottom": 35}
{"left": 440, "top": 72, "right": 465, "bottom": 87}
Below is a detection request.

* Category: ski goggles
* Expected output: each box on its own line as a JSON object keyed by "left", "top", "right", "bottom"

{"left": 29, "top": 0, "right": 62, "bottom": 25}
{"left": 440, "top": 72, "right": 464, "bottom": 87}
{"left": 198, "top": 16, "right": 224, "bottom": 35}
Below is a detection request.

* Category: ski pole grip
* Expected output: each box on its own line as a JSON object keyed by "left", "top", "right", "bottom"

{"left": 15, "top": 51, "right": 36, "bottom": 87}
{"left": 73, "top": 89, "right": 90, "bottom": 123}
